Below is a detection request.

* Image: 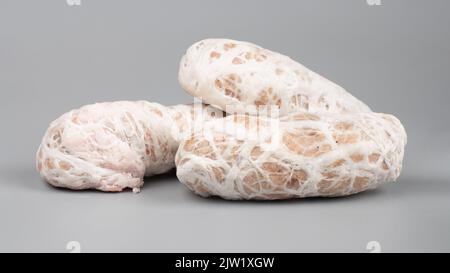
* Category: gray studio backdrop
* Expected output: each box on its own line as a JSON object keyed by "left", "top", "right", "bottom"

{"left": 0, "top": 0, "right": 449, "bottom": 252}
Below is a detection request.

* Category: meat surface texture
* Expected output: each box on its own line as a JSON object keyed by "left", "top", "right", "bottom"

{"left": 37, "top": 101, "right": 223, "bottom": 192}
{"left": 179, "top": 38, "right": 371, "bottom": 116}
{"left": 175, "top": 112, "right": 407, "bottom": 200}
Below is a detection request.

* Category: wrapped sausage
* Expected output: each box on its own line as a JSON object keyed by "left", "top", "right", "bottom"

{"left": 179, "top": 39, "right": 371, "bottom": 116}
{"left": 37, "top": 101, "right": 223, "bottom": 192}
{"left": 175, "top": 112, "right": 406, "bottom": 200}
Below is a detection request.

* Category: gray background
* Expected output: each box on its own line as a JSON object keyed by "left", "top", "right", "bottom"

{"left": 0, "top": 0, "right": 449, "bottom": 252}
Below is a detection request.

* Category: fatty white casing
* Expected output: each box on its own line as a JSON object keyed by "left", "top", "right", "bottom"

{"left": 37, "top": 101, "right": 223, "bottom": 192}
{"left": 175, "top": 112, "right": 406, "bottom": 200}
{"left": 179, "top": 39, "right": 371, "bottom": 116}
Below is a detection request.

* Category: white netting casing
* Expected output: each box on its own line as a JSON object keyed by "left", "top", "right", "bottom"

{"left": 175, "top": 112, "right": 407, "bottom": 200}
{"left": 179, "top": 38, "right": 371, "bottom": 116}
{"left": 36, "top": 38, "right": 407, "bottom": 199}
{"left": 36, "top": 101, "right": 223, "bottom": 192}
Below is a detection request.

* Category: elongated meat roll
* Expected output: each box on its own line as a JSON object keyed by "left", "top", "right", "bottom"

{"left": 175, "top": 112, "right": 406, "bottom": 200}
{"left": 179, "top": 39, "right": 371, "bottom": 116}
{"left": 37, "top": 101, "right": 223, "bottom": 192}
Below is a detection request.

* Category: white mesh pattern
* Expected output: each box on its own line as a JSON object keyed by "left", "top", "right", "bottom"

{"left": 179, "top": 38, "right": 371, "bottom": 116}
{"left": 175, "top": 112, "right": 407, "bottom": 200}
{"left": 36, "top": 101, "right": 221, "bottom": 192}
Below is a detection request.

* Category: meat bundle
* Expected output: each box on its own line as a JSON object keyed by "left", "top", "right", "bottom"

{"left": 37, "top": 39, "right": 406, "bottom": 200}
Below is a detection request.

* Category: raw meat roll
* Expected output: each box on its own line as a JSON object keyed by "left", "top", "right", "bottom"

{"left": 179, "top": 39, "right": 371, "bottom": 116}
{"left": 37, "top": 101, "right": 223, "bottom": 192}
{"left": 175, "top": 112, "right": 406, "bottom": 200}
